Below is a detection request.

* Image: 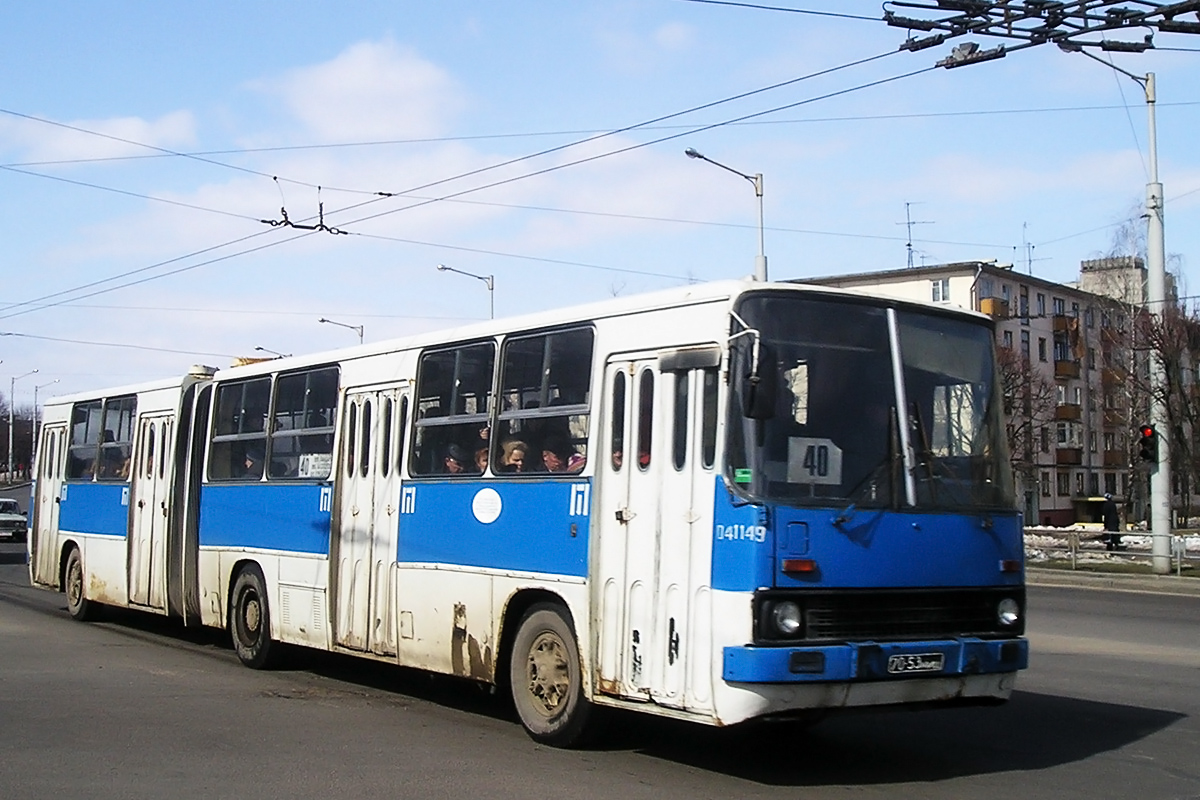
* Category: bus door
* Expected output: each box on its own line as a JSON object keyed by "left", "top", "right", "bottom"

{"left": 594, "top": 358, "right": 669, "bottom": 702}
{"left": 652, "top": 364, "right": 719, "bottom": 712}
{"left": 129, "top": 414, "right": 173, "bottom": 609}
{"left": 333, "top": 385, "right": 407, "bottom": 655}
{"left": 31, "top": 424, "right": 68, "bottom": 588}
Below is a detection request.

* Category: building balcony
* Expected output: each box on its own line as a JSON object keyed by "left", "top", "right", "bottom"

{"left": 1055, "top": 360, "right": 1081, "bottom": 379}
{"left": 979, "top": 297, "right": 1009, "bottom": 318}
{"left": 1053, "top": 314, "right": 1078, "bottom": 333}
{"left": 1054, "top": 404, "right": 1082, "bottom": 421}
{"left": 1103, "top": 450, "right": 1126, "bottom": 468}
{"left": 1102, "top": 408, "right": 1126, "bottom": 426}
{"left": 1055, "top": 447, "right": 1083, "bottom": 465}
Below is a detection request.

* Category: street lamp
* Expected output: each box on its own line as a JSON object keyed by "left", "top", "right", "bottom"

{"left": 318, "top": 317, "right": 364, "bottom": 344}
{"left": 685, "top": 148, "right": 767, "bottom": 282}
{"left": 31, "top": 379, "right": 59, "bottom": 463}
{"left": 1056, "top": 50, "right": 1171, "bottom": 571}
{"left": 254, "top": 346, "right": 292, "bottom": 359}
{"left": 881, "top": 0, "right": 1200, "bottom": 577}
{"left": 8, "top": 369, "right": 38, "bottom": 483}
{"left": 437, "top": 264, "right": 495, "bottom": 319}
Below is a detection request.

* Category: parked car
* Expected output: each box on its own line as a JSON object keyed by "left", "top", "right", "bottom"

{"left": 0, "top": 498, "right": 27, "bottom": 543}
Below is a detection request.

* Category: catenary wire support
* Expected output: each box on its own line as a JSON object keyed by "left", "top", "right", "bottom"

{"left": 261, "top": 184, "right": 348, "bottom": 235}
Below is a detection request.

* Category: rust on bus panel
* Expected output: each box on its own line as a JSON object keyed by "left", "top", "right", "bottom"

{"left": 450, "top": 603, "right": 493, "bottom": 681}
{"left": 88, "top": 573, "right": 121, "bottom": 606}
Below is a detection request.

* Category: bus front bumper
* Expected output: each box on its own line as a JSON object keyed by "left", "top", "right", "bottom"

{"left": 723, "top": 637, "right": 1028, "bottom": 683}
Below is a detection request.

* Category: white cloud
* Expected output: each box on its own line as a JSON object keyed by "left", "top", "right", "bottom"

{"left": 255, "top": 38, "right": 466, "bottom": 142}
{"left": 654, "top": 22, "right": 695, "bottom": 51}
{"left": 0, "top": 110, "right": 195, "bottom": 163}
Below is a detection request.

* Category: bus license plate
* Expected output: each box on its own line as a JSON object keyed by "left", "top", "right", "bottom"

{"left": 887, "top": 653, "right": 944, "bottom": 674}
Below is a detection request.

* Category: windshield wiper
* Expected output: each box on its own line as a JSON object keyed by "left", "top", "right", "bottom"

{"left": 834, "top": 407, "right": 901, "bottom": 526}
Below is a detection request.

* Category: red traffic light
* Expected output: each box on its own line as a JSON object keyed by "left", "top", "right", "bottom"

{"left": 1138, "top": 424, "right": 1158, "bottom": 462}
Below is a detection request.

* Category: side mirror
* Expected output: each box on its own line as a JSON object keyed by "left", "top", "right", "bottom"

{"left": 742, "top": 341, "right": 777, "bottom": 420}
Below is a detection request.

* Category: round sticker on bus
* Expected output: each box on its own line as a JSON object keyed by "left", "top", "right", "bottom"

{"left": 472, "top": 487, "right": 502, "bottom": 524}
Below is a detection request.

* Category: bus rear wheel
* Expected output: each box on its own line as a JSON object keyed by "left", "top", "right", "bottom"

{"left": 231, "top": 566, "right": 278, "bottom": 669}
{"left": 509, "top": 603, "right": 593, "bottom": 748}
{"left": 64, "top": 547, "right": 99, "bottom": 621}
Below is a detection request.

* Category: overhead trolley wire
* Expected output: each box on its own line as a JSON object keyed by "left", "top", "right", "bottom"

{"left": 6, "top": 100, "right": 1199, "bottom": 170}
{"left": 1, "top": 50, "right": 932, "bottom": 322}
{"left": 674, "top": 0, "right": 878, "bottom": 21}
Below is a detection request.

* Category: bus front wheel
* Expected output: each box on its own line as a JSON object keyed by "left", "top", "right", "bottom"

{"left": 230, "top": 566, "right": 278, "bottom": 669}
{"left": 509, "top": 603, "right": 593, "bottom": 748}
{"left": 64, "top": 547, "right": 99, "bottom": 621}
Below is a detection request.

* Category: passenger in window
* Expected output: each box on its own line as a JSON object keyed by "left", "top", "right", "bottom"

{"left": 442, "top": 443, "right": 471, "bottom": 475}
{"left": 541, "top": 435, "right": 585, "bottom": 473}
{"left": 497, "top": 440, "right": 528, "bottom": 473}
{"left": 100, "top": 448, "right": 126, "bottom": 479}
{"left": 474, "top": 446, "right": 489, "bottom": 472}
{"left": 242, "top": 448, "right": 264, "bottom": 480}
{"left": 611, "top": 450, "right": 623, "bottom": 470}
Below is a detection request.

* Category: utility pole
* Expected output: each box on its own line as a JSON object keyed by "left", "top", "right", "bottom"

{"left": 881, "top": 0, "right": 1199, "bottom": 575}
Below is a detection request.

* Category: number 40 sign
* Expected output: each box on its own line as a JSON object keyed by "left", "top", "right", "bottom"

{"left": 786, "top": 437, "right": 843, "bottom": 485}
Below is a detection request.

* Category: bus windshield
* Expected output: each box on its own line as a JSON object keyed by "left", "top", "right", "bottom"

{"left": 727, "top": 292, "right": 1014, "bottom": 512}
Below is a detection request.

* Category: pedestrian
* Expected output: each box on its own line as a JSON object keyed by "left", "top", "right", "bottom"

{"left": 1101, "top": 493, "right": 1123, "bottom": 551}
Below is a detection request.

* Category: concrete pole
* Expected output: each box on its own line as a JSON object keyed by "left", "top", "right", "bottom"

{"left": 1143, "top": 73, "right": 1172, "bottom": 574}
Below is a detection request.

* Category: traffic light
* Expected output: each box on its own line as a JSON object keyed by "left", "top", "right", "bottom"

{"left": 1137, "top": 424, "right": 1158, "bottom": 462}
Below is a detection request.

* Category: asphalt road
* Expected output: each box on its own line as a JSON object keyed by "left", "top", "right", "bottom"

{"left": 1, "top": 541, "right": 1198, "bottom": 799}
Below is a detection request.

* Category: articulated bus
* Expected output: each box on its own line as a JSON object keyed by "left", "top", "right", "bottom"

{"left": 29, "top": 280, "right": 1027, "bottom": 746}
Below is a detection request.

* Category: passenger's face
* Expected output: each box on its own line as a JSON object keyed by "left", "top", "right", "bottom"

{"left": 445, "top": 457, "right": 465, "bottom": 474}
{"left": 542, "top": 450, "right": 563, "bottom": 472}
{"left": 505, "top": 449, "right": 525, "bottom": 471}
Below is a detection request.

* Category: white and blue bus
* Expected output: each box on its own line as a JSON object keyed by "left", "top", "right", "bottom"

{"left": 29, "top": 279, "right": 1027, "bottom": 746}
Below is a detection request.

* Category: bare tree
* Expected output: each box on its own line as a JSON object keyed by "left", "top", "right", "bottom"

{"left": 1138, "top": 305, "right": 1200, "bottom": 521}
{"left": 995, "top": 345, "right": 1057, "bottom": 497}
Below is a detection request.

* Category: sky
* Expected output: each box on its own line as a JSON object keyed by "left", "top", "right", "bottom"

{"left": 2, "top": 1, "right": 1199, "bottom": 406}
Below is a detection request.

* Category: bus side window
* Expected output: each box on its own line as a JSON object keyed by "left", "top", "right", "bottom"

{"left": 610, "top": 371, "right": 625, "bottom": 472}
{"left": 396, "top": 396, "right": 409, "bottom": 475}
{"left": 68, "top": 400, "right": 103, "bottom": 480}
{"left": 412, "top": 343, "right": 494, "bottom": 476}
{"left": 495, "top": 327, "right": 593, "bottom": 474}
{"left": 381, "top": 397, "right": 393, "bottom": 479}
{"left": 637, "top": 370, "right": 654, "bottom": 471}
{"left": 700, "top": 368, "right": 718, "bottom": 469}
{"left": 672, "top": 371, "right": 689, "bottom": 470}
{"left": 209, "top": 378, "right": 271, "bottom": 481}
{"left": 271, "top": 367, "right": 338, "bottom": 480}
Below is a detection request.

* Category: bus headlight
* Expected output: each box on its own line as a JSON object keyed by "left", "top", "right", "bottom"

{"left": 771, "top": 600, "right": 803, "bottom": 636}
{"left": 997, "top": 597, "right": 1020, "bottom": 627}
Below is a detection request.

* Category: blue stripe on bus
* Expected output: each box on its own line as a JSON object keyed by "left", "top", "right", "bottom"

{"left": 199, "top": 483, "right": 332, "bottom": 555}
{"left": 398, "top": 480, "right": 590, "bottom": 577}
{"left": 58, "top": 482, "right": 129, "bottom": 538}
{"left": 711, "top": 477, "right": 1025, "bottom": 591}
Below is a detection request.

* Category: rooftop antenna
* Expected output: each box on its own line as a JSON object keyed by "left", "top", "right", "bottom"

{"left": 897, "top": 202, "right": 934, "bottom": 268}
{"left": 1014, "top": 222, "right": 1048, "bottom": 275}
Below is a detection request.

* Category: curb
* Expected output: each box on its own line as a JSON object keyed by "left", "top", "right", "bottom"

{"left": 1026, "top": 567, "right": 1200, "bottom": 596}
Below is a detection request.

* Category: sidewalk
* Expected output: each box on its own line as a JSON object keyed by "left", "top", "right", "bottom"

{"left": 1027, "top": 566, "right": 1200, "bottom": 596}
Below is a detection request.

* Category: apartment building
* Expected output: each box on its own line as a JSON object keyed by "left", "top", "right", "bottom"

{"left": 807, "top": 258, "right": 1156, "bottom": 527}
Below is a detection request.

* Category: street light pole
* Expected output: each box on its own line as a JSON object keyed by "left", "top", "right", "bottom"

{"left": 436, "top": 264, "right": 495, "bottom": 319}
{"left": 878, "top": 0, "right": 1200, "bottom": 577}
{"left": 31, "top": 379, "right": 59, "bottom": 465}
{"left": 8, "top": 369, "right": 38, "bottom": 483}
{"left": 318, "top": 317, "right": 364, "bottom": 344}
{"left": 685, "top": 148, "right": 767, "bottom": 282}
{"left": 1062, "top": 53, "right": 1171, "bottom": 571}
